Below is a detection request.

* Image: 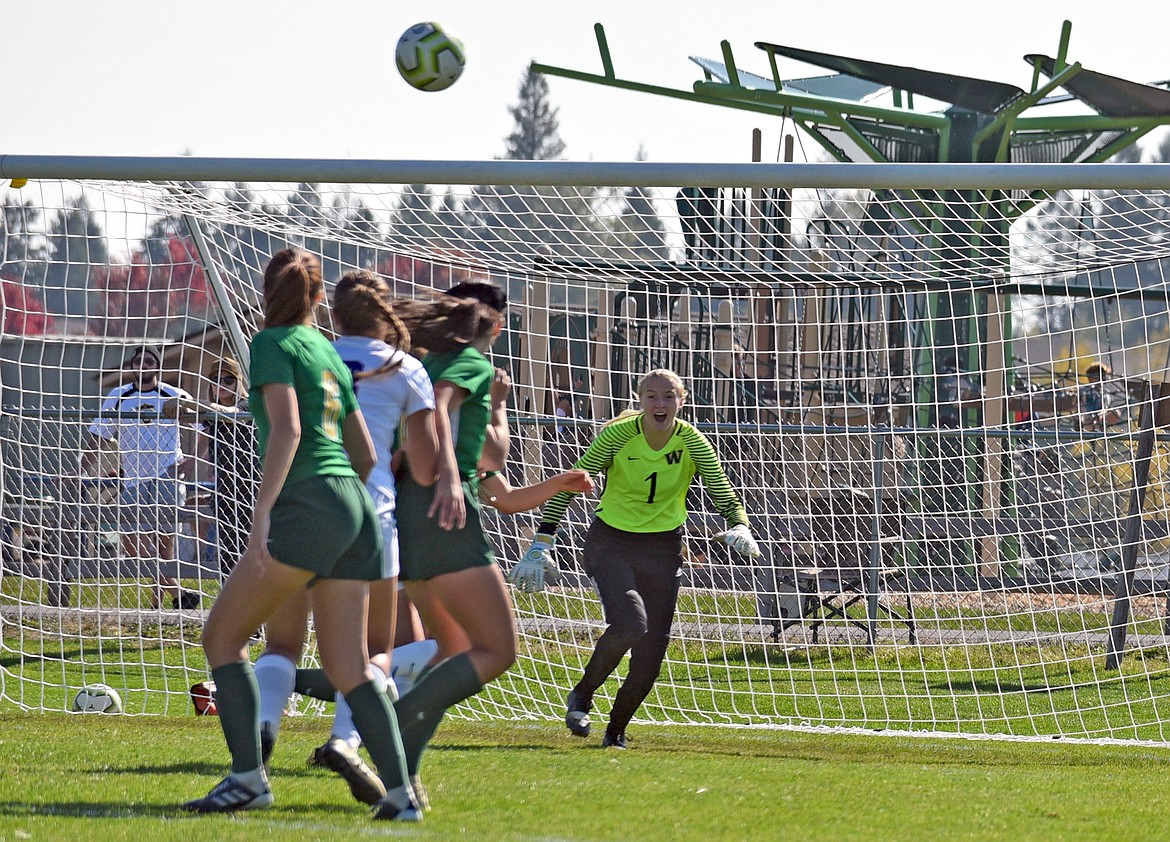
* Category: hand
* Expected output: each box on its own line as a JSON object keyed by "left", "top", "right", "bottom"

{"left": 715, "top": 524, "right": 761, "bottom": 559}
{"left": 240, "top": 517, "right": 274, "bottom": 573}
{"left": 552, "top": 469, "right": 594, "bottom": 495}
{"left": 508, "top": 533, "right": 558, "bottom": 592}
{"left": 427, "top": 467, "right": 466, "bottom": 531}
{"left": 489, "top": 368, "right": 512, "bottom": 407}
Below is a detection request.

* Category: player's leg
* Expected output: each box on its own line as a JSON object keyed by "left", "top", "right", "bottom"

{"left": 253, "top": 587, "right": 310, "bottom": 764}
{"left": 306, "top": 576, "right": 395, "bottom": 805}
{"left": 604, "top": 561, "right": 683, "bottom": 748}
{"left": 566, "top": 524, "right": 645, "bottom": 737}
{"left": 395, "top": 565, "right": 513, "bottom": 774}
{"left": 401, "top": 577, "right": 470, "bottom": 664}
{"left": 313, "top": 577, "right": 419, "bottom": 821}
{"left": 186, "top": 553, "right": 313, "bottom": 812}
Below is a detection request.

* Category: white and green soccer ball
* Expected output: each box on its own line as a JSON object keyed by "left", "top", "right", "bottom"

{"left": 72, "top": 683, "right": 122, "bottom": 714}
{"left": 395, "top": 22, "right": 465, "bottom": 92}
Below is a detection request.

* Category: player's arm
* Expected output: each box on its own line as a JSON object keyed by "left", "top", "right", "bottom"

{"left": 509, "top": 424, "right": 623, "bottom": 593}
{"left": 479, "top": 368, "right": 511, "bottom": 472}
{"left": 535, "top": 420, "right": 623, "bottom": 535}
{"left": 341, "top": 408, "right": 377, "bottom": 483}
{"left": 685, "top": 426, "right": 760, "bottom": 558}
{"left": 479, "top": 468, "right": 593, "bottom": 515}
{"left": 401, "top": 407, "right": 440, "bottom": 487}
{"left": 429, "top": 380, "right": 467, "bottom": 531}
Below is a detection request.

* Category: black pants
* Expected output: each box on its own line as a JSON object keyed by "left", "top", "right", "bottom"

{"left": 574, "top": 519, "right": 683, "bottom": 735}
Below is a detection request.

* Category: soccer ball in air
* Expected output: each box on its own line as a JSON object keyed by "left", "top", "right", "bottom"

{"left": 72, "top": 683, "right": 123, "bottom": 714}
{"left": 395, "top": 22, "right": 465, "bottom": 92}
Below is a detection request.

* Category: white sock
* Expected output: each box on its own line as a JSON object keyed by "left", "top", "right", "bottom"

{"left": 331, "top": 693, "right": 361, "bottom": 749}
{"left": 390, "top": 639, "right": 439, "bottom": 697}
{"left": 253, "top": 653, "right": 296, "bottom": 734}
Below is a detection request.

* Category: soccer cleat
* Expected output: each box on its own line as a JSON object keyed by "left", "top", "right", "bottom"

{"left": 564, "top": 688, "right": 592, "bottom": 738}
{"left": 602, "top": 730, "right": 628, "bottom": 749}
{"left": 311, "top": 737, "right": 386, "bottom": 806}
{"left": 370, "top": 790, "right": 423, "bottom": 822}
{"left": 173, "top": 589, "right": 202, "bottom": 610}
{"left": 260, "top": 721, "right": 277, "bottom": 769}
{"left": 183, "top": 774, "right": 273, "bottom": 813}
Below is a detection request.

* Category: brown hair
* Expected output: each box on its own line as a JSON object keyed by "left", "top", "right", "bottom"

{"left": 333, "top": 270, "right": 411, "bottom": 380}
{"left": 392, "top": 293, "right": 501, "bottom": 355}
{"left": 446, "top": 279, "right": 508, "bottom": 313}
{"left": 262, "top": 248, "right": 323, "bottom": 328}
{"left": 1085, "top": 361, "right": 1112, "bottom": 380}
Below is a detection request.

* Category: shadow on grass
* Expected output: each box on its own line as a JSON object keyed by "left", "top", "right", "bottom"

{"left": 0, "top": 798, "right": 369, "bottom": 819}
{"left": 938, "top": 678, "right": 1054, "bottom": 694}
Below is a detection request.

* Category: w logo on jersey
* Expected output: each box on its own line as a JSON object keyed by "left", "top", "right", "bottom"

{"left": 665, "top": 450, "right": 683, "bottom": 465}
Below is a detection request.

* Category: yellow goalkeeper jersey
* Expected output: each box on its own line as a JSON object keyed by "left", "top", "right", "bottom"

{"left": 539, "top": 413, "right": 749, "bottom": 534}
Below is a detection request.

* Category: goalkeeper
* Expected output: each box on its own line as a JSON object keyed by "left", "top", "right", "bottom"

{"left": 511, "top": 368, "right": 761, "bottom": 749}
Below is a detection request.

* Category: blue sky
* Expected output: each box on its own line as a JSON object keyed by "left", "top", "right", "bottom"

{"left": 3, "top": 0, "right": 1170, "bottom": 165}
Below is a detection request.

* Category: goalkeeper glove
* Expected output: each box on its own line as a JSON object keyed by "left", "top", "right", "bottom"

{"left": 715, "top": 524, "right": 761, "bottom": 559}
{"left": 508, "top": 533, "right": 558, "bottom": 593}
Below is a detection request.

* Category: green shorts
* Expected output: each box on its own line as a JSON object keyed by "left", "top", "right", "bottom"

{"left": 397, "top": 474, "right": 495, "bottom": 581}
{"left": 268, "top": 474, "right": 383, "bottom": 581}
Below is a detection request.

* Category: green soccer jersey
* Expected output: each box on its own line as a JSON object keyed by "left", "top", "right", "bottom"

{"left": 540, "top": 413, "right": 749, "bottom": 534}
{"left": 423, "top": 346, "right": 494, "bottom": 480}
{"left": 249, "top": 325, "right": 359, "bottom": 487}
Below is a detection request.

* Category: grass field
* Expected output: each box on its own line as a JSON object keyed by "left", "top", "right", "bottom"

{"left": 2, "top": 713, "right": 1170, "bottom": 840}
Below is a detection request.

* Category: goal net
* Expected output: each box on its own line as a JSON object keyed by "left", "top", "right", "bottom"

{"left": 4, "top": 159, "right": 1170, "bottom": 744}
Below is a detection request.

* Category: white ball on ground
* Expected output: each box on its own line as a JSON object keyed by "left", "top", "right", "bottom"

{"left": 72, "top": 683, "right": 122, "bottom": 714}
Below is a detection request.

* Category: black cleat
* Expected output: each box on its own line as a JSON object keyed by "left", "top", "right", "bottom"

{"left": 602, "top": 730, "right": 627, "bottom": 749}
{"left": 260, "top": 721, "right": 276, "bottom": 769}
{"left": 311, "top": 737, "right": 386, "bottom": 806}
{"left": 173, "top": 589, "right": 202, "bottom": 610}
{"left": 565, "top": 688, "right": 592, "bottom": 738}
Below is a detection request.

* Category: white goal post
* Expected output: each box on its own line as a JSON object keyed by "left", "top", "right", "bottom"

{"left": 4, "top": 156, "right": 1170, "bottom": 746}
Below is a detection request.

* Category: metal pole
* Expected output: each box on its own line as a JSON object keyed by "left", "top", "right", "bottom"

{"left": 5, "top": 156, "right": 1170, "bottom": 190}
{"left": 866, "top": 432, "right": 888, "bottom": 646}
{"left": 181, "top": 212, "right": 253, "bottom": 384}
{"left": 1105, "top": 381, "right": 1158, "bottom": 670}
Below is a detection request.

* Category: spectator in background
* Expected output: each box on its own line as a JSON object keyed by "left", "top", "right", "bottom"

{"left": 201, "top": 357, "right": 259, "bottom": 578}
{"left": 1079, "top": 361, "right": 1129, "bottom": 431}
{"left": 556, "top": 395, "right": 573, "bottom": 438}
{"left": 81, "top": 345, "right": 202, "bottom": 610}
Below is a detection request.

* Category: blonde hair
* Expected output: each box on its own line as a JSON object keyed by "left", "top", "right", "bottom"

{"left": 604, "top": 369, "right": 689, "bottom": 428}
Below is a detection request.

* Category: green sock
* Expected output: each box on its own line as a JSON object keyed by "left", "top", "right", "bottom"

{"left": 211, "top": 660, "right": 262, "bottom": 774}
{"left": 393, "top": 652, "right": 483, "bottom": 775}
{"left": 345, "top": 680, "right": 408, "bottom": 790}
{"left": 294, "top": 667, "right": 335, "bottom": 702}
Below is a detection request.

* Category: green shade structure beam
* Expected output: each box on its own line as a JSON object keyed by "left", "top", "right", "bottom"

{"left": 692, "top": 80, "right": 951, "bottom": 132}
{"left": 974, "top": 61, "right": 1085, "bottom": 157}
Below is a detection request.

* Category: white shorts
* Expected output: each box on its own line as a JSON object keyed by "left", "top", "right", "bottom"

{"left": 369, "top": 486, "right": 400, "bottom": 580}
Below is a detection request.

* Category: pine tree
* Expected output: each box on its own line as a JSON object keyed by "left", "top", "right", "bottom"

{"left": 44, "top": 195, "right": 107, "bottom": 323}
{"left": 503, "top": 68, "right": 566, "bottom": 161}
